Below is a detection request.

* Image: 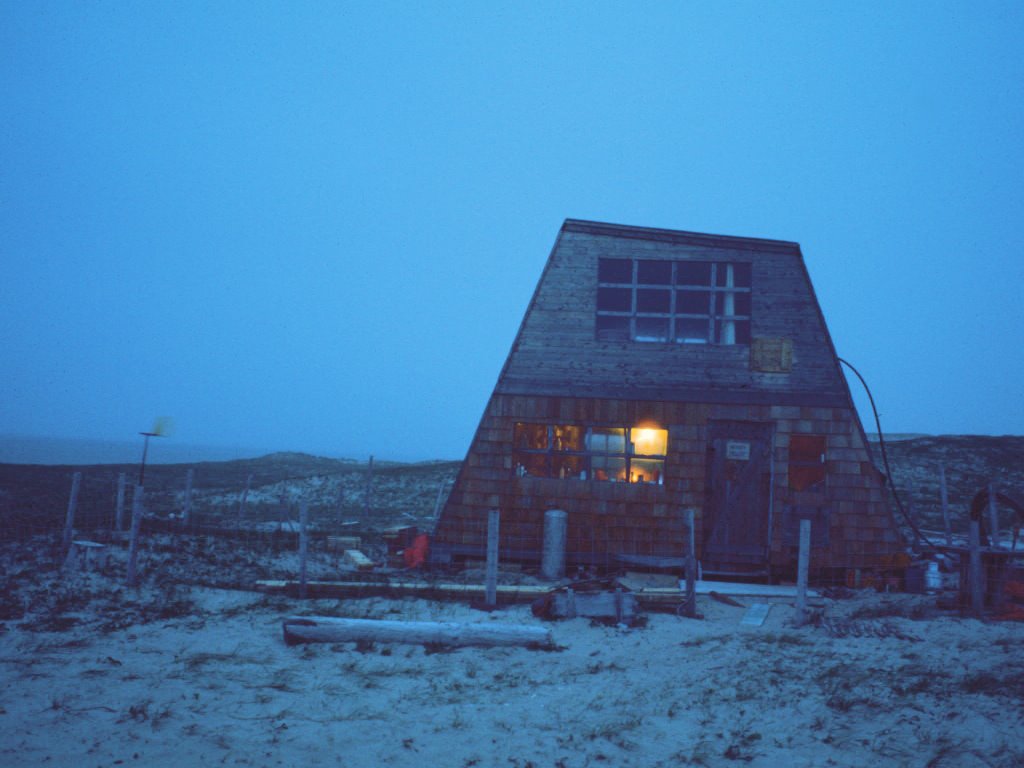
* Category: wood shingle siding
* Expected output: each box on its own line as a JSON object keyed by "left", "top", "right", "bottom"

{"left": 431, "top": 220, "right": 904, "bottom": 578}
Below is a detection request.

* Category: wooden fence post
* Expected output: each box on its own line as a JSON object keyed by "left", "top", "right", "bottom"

{"left": 686, "top": 509, "right": 696, "bottom": 559}
{"left": 299, "top": 501, "right": 309, "bottom": 599}
{"left": 126, "top": 485, "right": 144, "bottom": 586}
{"left": 987, "top": 482, "right": 999, "bottom": 548}
{"left": 939, "top": 465, "right": 951, "bottom": 546}
{"left": 795, "top": 518, "right": 811, "bottom": 624}
{"left": 485, "top": 509, "right": 500, "bottom": 607}
{"left": 238, "top": 473, "right": 252, "bottom": 527}
{"left": 62, "top": 472, "right": 81, "bottom": 552}
{"left": 432, "top": 480, "right": 448, "bottom": 520}
{"left": 182, "top": 468, "right": 194, "bottom": 525}
{"left": 278, "top": 492, "right": 289, "bottom": 532}
{"left": 968, "top": 518, "right": 984, "bottom": 619}
{"left": 115, "top": 472, "right": 127, "bottom": 531}
{"left": 683, "top": 555, "right": 697, "bottom": 619}
{"left": 335, "top": 475, "right": 345, "bottom": 521}
{"left": 364, "top": 455, "right": 374, "bottom": 517}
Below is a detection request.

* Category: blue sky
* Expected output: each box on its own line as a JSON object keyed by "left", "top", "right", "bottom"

{"left": 2, "top": 2, "right": 1022, "bottom": 460}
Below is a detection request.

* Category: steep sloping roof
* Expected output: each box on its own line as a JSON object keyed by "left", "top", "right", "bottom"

{"left": 494, "top": 218, "right": 848, "bottom": 406}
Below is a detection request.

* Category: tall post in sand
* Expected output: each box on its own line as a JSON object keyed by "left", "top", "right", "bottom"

{"left": 115, "top": 472, "right": 127, "bottom": 531}
{"left": 968, "top": 518, "right": 984, "bottom": 619}
{"left": 683, "top": 556, "right": 697, "bottom": 619}
{"left": 682, "top": 509, "right": 697, "bottom": 618}
{"left": 364, "top": 455, "right": 374, "bottom": 518}
{"left": 939, "top": 465, "right": 951, "bottom": 547}
{"left": 238, "top": 473, "right": 252, "bottom": 528}
{"left": 432, "top": 480, "right": 448, "bottom": 520}
{"left": 485, "top": 509, "right": 500, "bottom": 607}
{"left": 795, "top": 518, "right": 811, "bottom": 623}
{"left": 126, "top": 485, "right": 144, "bottom": 586}
{"left": 906, "top": 487, "right": 920, "bottom": 554}
{"left": 987, "top": 482, "right": 1000, "bottom": 549}
{"left": 686, "top": 508, "right": 696, "bottom": 561}
{"left": 182, "top": 468, "right": 194, "bottom": 526}
{"left": 541, "top": 509, "right": 567, "bottom": 580}
{"left": 278, "top": 492, "right": 289, "bottom": 531}
{"left": 299, "top": 501, "right": 309, "bottom": 599}
{"left": 335, "top": 474, "right": 345, "bottom": 522}
{"left": 62, "top": 472, "right": 81, "bottom": 552}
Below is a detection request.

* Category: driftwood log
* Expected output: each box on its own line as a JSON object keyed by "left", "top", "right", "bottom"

{"left": 282, "top": 616, "right": 555, "bottom": 650}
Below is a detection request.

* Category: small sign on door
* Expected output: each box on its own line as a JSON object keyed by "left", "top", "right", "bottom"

{"left": 726, "top": 440, "right": 751, "bottom": 460}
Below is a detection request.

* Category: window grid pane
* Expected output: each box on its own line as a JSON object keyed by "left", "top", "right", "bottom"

{"left": 598, "top": 258, "right": 632, "bottom": 283}
{"left": 597, "top": 258, "right": 751, "bottom": 345}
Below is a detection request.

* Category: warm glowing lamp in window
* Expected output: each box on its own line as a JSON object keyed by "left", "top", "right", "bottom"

{"left": 633, "top": 427, "right": 668, "bottom": 455}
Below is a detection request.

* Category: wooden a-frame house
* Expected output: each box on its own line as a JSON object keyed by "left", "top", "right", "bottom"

{"left": 431, "top": 219, "right": 905, "bottom": 579}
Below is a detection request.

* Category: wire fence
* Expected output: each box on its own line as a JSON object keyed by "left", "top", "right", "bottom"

{"left": 1, "top": 460, "right": 1021, "bottom": 620}
{"left": 0, "top": 459, "right": 457, "bottom": 587}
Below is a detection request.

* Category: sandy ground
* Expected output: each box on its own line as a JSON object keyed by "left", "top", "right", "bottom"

{"left": 1, "top": 547, "right": 1022, "bottom": 767}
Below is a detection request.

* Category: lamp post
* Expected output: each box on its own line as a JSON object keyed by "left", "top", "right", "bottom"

{"left": 138, "top": 431, "right": 160, "bottom": 486}
{"left": 137, "top": 418, "right": 170, "bottom": 486}
{"left": 127, "top": 419, "right": 169, "bottom": 587}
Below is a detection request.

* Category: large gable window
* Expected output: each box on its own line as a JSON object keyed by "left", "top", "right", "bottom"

{"left": 596, "top": 258, "right": 751, "bottom": 344}
{"left": 513, "top": 423, "right": 667, "bottom": 484}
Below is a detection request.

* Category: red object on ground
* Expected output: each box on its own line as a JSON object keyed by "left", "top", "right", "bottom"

{"left": 403, "top": 534, "right": 429, "bottom": 568}
{"left": 383, "top": 525, "right": 419, "bottom": 554}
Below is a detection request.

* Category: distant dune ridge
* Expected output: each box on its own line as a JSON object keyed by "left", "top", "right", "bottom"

{"left": 0, "top": 434, "right": 331, "bottom": 466}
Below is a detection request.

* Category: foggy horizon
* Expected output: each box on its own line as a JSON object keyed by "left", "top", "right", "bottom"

{"left": 0, "top": 432, "right": 462, "bottom": 466}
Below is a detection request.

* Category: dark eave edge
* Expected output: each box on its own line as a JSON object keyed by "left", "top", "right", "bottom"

{"left": 562, "top": 218, "right": 801, "bottom": 255}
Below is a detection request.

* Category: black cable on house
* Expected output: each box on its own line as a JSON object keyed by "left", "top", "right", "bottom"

{"left": 837, "top": 357, "right": 937, "bottom": 550}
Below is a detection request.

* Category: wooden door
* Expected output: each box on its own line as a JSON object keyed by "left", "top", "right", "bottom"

{"left": 703, "top": 420, "right": 774, "bottom": 575}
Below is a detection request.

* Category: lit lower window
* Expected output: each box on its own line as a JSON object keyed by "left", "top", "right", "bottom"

{"left": 513, "top": 423, "right": 667, "bottom": 484}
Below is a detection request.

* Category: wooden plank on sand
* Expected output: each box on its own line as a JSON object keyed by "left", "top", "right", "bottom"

{"left": 343, "top": 550, "right": 374, "bottom": 570}
{"left": 740, "top": 603, "right": 771, "bottom": 627}
{"left": 257, "top": 579, "right": 554, "bottom": 603}
{"left": 616, "top": 576, "right": 820, "bottom": 599}
{"left": 328, "top": 536, "right": 362, "bottom": 551}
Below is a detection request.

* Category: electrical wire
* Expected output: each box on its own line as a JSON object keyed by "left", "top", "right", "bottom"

{"left": 837, "top": 357, "right": 937, "bottom": 550}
